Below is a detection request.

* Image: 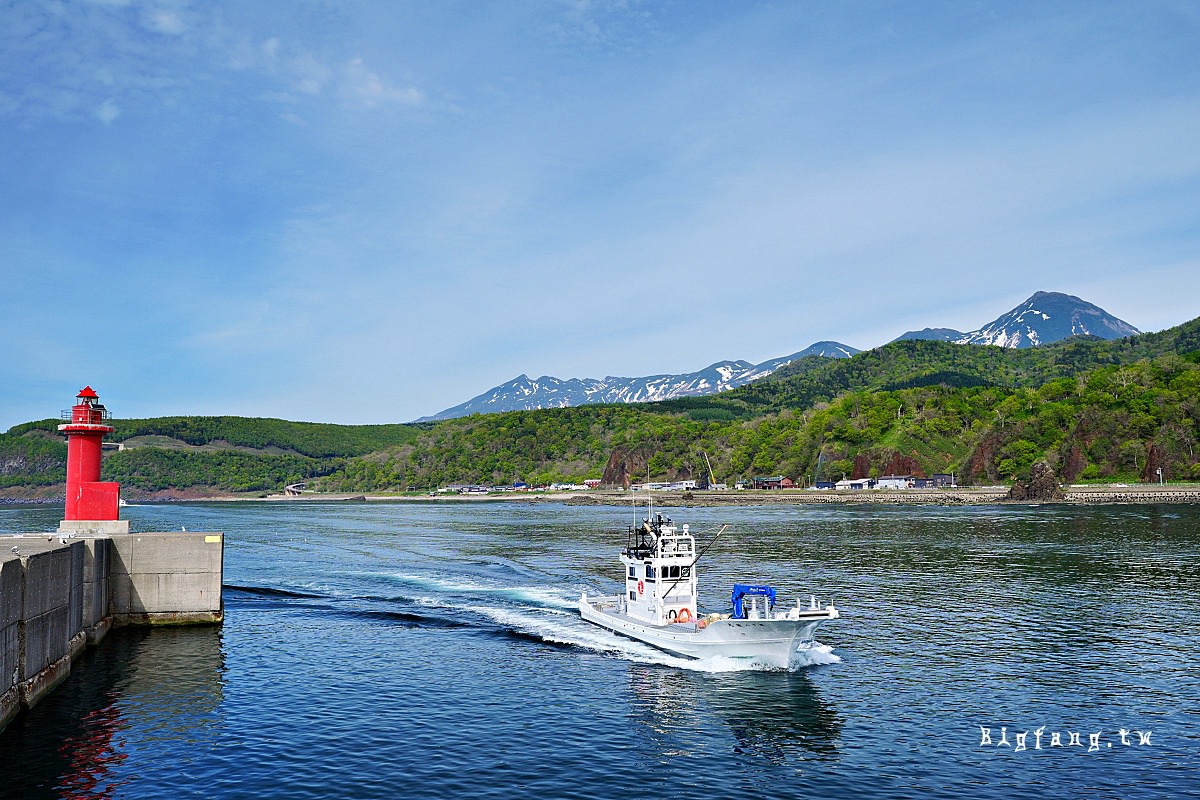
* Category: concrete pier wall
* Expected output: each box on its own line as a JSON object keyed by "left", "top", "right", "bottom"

{"left": 109, "top": 533, "right": 224, "bottom": 626}
{"left": 0, "top": 531, "right": 222, "bottom": 733}
{"left": 18, "top": 543, "right": 85, "bottom": 716}
{"left": 1, "top": 554, "right": 21, "bottom": 733}
{"left": 82, "top": 537, "right": 112, "bottom": 644}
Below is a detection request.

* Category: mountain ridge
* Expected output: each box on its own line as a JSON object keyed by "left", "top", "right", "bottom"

{"left": 418, "top": 291, "right": 1140, "bottom": 421}
{"left": 415, "top": 341, "right": 861, "bottom": 422}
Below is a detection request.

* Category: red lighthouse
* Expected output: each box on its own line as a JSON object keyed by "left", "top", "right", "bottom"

{"left": 58, "top": 386, "right": 128, "bottom": 534}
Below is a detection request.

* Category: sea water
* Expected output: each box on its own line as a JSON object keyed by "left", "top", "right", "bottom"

{"left": 1, "top": 501, "right": 1197, "bottom": 799}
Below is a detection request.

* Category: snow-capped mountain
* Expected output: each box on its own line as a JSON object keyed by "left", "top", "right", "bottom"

{"left": 418, "top": 292, "right": 1140, "bottom": 421}
{"left": 952, "top": 291, "right": 1139, "bottom": 348}
{"left": 891, "top": 292, "right": 1139, "bottom": 348}
{"left": 416, "top": 341, "right": 860, "bottom": 421}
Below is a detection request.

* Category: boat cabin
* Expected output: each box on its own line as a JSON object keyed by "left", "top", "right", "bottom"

{"left": 620, "top": 513, "right": 698, "bottom": 626}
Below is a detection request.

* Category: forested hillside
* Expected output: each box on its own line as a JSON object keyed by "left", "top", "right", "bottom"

{"left": 0, "top": 417, "right": 420, "bottom": 495}
{"left": 660, "top": 318, "right": 1200, "bottom": 419}
{"left": 314, "top": 348, "right": 1200, "bottom": 490}
{"left": 316, "top": 317, "right": 1200, "bottom": 490}
{"left": 2, "top": 317, "right": 1198, "bottom": 496}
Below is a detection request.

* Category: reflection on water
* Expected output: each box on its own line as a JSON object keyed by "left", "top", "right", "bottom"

{"left": 701, "top": 670, "right": 841, "bottom": 758}
{"left": 1, "top": 626, "right": 225, "bottom": 800}
{"left": 56, "top": 703, "right": 128, "bottom": 800}
{"left": 628, "top": 663, "right": 841, "bottom": 760}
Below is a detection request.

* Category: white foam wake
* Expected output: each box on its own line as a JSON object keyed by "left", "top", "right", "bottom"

{"left": 375, "top": 571, "right": 579, "bottom": 610}
{"left": 792, "top": 641, "right": 841, "bottom": 667}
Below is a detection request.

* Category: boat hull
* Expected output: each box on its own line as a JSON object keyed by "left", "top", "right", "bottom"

{"left": 580, "top": 596, "right": 835, "bottom": 667}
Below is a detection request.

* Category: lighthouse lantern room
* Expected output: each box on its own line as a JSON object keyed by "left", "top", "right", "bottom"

{"left": 58, "top": 386, "right": 129, "bottom": 535}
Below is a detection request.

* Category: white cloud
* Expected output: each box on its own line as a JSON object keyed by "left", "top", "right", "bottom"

{"left": 337, "top": 58, "right": 423, "bottom": 108}
{"left": 294, "top": 77, "right": 323, "bottom": 96}
{"left": 97, "top": 98, "right": 120, "bottom": 123}
{"left": 287, "top": 53, "right": 332, "bottom": 96}
{"left": 243, "top": 40, "right": 424, "bottom": 111}
{"left": 143, "top": 9, "right": 185, "bottom": 36}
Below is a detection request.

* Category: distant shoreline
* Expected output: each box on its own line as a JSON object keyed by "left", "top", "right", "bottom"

{"left": 5, "top": 484, "right": 1198, "bottom": 508}
{"left": 252, "top": 485, "right": 1200, "bottom": 506}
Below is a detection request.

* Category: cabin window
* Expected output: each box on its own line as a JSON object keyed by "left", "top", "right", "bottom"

{"left": 628, "top": 565, "right": 635, "bottom": 579}
{"left": 645, "top": 564, "right": 655, "bottom": 581}
{"left": 629, "top": 591, "right": 637, "bottom": 601}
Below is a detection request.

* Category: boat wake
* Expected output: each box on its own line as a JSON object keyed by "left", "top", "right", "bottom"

{"left": 792, "top": 641, "right": 841, "bottom": 667}
{"left": 443, "top": 581, "right": 840, "bottom": 672}
{"left": 379, "top": 571, "right": 579, "bottom": 611}
{"left": 228, "top": 570, "right": 839, "bottom": 673}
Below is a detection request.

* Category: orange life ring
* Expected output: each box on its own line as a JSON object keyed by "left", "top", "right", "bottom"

{"left": 637, "top": 581, "right": 644, "bottom": 595}
{"left": 676, "top": 608, "right": 693, "bottom": 624}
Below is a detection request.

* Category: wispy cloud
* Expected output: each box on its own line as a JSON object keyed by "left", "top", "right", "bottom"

{"left": 96, "top": 98, "right": 121, "bottom": 122}
{"left": 1, "top": 2, "right": 427, "bottom": 126}
{"left": 2, "top": 1, "right": 1198, "bottom": 427}
{"left": 141, "top": 6, "right": 186, "bottom": 36}
{"left": 338, "top": 57, "right": 423, "bottom": 108}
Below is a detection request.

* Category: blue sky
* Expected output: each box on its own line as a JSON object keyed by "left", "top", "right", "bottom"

{"left": 2, "top": 1, "right": 1198, "bottom": 428}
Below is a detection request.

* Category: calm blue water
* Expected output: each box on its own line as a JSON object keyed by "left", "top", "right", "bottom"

{"left": 1, "top": 501, "right": 1197, "bottom": 799}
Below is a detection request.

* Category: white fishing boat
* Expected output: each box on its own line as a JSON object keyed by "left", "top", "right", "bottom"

{"left": 579, "top": 509, "right": 839, "bottom": 667}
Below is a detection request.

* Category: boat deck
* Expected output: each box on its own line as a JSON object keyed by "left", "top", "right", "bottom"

{"left": 586, "top": 594, "right": 702, "bottom": 631}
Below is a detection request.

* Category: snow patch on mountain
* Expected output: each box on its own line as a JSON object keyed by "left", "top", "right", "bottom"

{"left": 415, "top": 292, "right": 1140, "bottom": 421}
{"left": 416, "top": 343, "right": 859, "bottom": 421}
{"left": 954, "top": 291, "right": 1139, "bottom": 349}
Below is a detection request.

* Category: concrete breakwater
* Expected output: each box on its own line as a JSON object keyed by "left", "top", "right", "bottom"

{"left": 1060, "top": 486, "right": 1200, "bottom": 504}
{"left": 1, "top": 531, "right": 223, "bottom": 733}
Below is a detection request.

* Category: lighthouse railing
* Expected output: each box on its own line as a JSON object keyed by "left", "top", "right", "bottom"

{"left": 60, "top": 407, "right": 113, "bottom": 423}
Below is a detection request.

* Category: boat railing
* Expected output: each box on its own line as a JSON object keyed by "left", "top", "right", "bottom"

{"left": 587, "top": 594, "right": 625, "bottom": 612}
{"left": 657, "top": 535, "right": 693, "bottom": 556}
